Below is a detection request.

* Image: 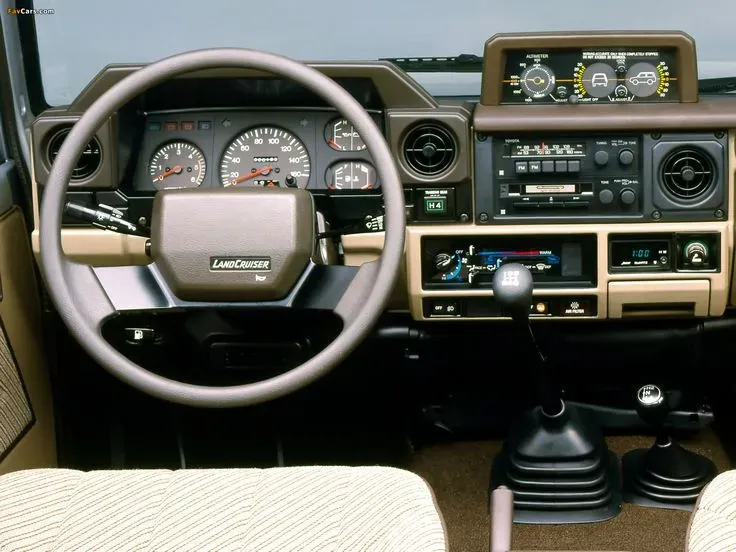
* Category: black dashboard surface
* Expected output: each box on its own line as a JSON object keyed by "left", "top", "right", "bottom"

{"left": 133, "top": 109, "right": 383, "bottom": 194}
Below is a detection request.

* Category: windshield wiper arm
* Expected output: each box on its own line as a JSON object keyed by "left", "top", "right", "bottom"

{"left": 698, "top": 77, "right": 736, "bottom": 94}
{"left": 380, "top": 54, "right": 483, "bottom": 73}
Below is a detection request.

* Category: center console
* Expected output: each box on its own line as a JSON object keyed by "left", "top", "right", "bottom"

{"left": 404, "top": 31, "right": 734, "bottom": 322}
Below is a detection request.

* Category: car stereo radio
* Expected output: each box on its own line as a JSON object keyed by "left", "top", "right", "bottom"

{"left": 474, "top": 135, "right": 642, "bottom": 223}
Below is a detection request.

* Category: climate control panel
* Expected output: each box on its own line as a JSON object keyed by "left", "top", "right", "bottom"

{"left": 422, "top": 234, "right": 597, "bottom": 289}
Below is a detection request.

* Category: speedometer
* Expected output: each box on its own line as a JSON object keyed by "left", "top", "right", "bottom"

{"left": 219, "top": 127, "right": 311, "bottom": 188}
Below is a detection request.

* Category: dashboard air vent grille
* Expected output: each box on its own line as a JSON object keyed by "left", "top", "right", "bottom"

{"left": 660, "top": 147, "right": 715, "bottom": 201}
{"left": 402, "top": 123, "right": 456, "bottom": 176}
{"left": 47, "top": 127, "right": 102, "bottom": 180}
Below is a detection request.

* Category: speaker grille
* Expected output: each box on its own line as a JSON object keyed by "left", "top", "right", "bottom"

{"left": 660, "top": 147, "right": 715, "bottom": 201}
{"left": 402, "top": 123, "right": 456, "bottom": 176}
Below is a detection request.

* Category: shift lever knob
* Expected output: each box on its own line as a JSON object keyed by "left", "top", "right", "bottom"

{"left": 635, "top": 384, "right": 669, "bottom": 429}
{"left": 493, "top": 263, "right": 534, "bottom": 323}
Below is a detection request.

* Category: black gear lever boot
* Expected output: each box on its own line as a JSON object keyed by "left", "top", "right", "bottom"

{"left": 489, "top": 264, "right": 621, "bottom": 524}
{"left": 622, "top": 384, "right": 717, "bottom": 510}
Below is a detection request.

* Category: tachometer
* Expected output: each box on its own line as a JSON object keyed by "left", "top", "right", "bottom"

{"left": 219, "top": 127, "right": 311, "bottom": 188}
{"left": 149, "top": 141, "right": 206, "bottom": 189}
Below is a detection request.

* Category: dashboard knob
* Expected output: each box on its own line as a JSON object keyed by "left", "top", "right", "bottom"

{"left": 618, "top": 149, "right": 635, "bottom": 166}
{"left": 594, "top": 150, "right": 609, "bottom": 166}
{"left": 684, "top": 241, "right": 708, "bottom": 266}
{"left": 434, "top": 252, "right": 455, "bottom": 273}
{"left": 615, "top": 85, "right": 629, "bottom": 97}
{"left": 599, "top": 189, "right": 614, "bottom": 204}
{"left": 620, "top": 189, "right": 637, "bottom": 205}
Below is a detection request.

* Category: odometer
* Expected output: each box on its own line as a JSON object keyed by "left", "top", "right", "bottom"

{"left": 219, "top": 127, "right": 311, "bottom": 188}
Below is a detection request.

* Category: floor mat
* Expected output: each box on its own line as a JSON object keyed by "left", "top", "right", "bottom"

{"left": 410, "top": 431, "right": 731, "bottom": 552}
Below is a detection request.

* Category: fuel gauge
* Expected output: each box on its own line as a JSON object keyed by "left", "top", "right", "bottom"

{"left": 326, "top": 161, "right": 378, "bottom": 191}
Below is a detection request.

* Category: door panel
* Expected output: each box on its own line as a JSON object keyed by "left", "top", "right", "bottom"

{"left": 0, "top": 200, "right": 56, "bottom": 474}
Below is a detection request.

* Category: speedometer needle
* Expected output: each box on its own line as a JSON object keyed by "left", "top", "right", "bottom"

{"left": 226, "top": 166, "right": 273, "bottom": 187}
{"left": 153, "top": 165, "right": 182, "bottom": 182}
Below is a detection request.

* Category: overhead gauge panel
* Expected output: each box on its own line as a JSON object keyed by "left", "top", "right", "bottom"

{"left": 500, "top": 47, "right": 680, "bottom": 105}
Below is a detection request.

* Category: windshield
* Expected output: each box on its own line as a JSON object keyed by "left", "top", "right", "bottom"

{"left": 31, "top": 0, "right": 736, "bottom": 106}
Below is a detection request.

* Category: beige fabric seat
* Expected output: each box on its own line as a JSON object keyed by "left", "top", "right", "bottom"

{"left": 688, "top": 470, "right": 736, "bottom": 551}
{"left": 0, "top": 466, "right": 447, "bottom": 552}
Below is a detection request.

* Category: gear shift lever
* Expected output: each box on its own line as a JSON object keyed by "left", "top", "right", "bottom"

{"left": 623, "top": 384, "right": 716, "bottom": 510}
{"left": 492, "top": 264, "right": 558, "bottom": 416}
{"left": 635, "top": 384, "right": 669, "bottom": 440}
{"left": 492, "top": 263, "right": 534, "bottom": 324}
{"left": 490, "top": 263, "right": 621, "bottom": 524}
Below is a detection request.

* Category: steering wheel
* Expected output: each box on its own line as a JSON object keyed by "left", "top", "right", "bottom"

{"left": 39, "top": 49, "right": 405, "bottom": 408}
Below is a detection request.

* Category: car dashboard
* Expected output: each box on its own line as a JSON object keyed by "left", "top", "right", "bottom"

{"left": 28, "top": 31, "right": 736, "bottom": 322}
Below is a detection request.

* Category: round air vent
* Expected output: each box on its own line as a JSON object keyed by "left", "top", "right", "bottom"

{"left": 47, "top": 127, "right": 102, "bottom": 180}
{"left": 402, "top": 122, "right": 456, "bottom": 177}
{"left": 660, "top": 147, "right": 715, "bottom": 201}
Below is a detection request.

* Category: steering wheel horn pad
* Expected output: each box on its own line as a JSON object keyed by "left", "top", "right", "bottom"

{"left": 152, "top": 187, "right": 315, "bottom": 301}
{"left": 39, "top": 48, "right": 405, "bottom": 407}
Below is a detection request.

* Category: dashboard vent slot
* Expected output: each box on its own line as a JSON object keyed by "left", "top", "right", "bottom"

{"left": 402, "top": 122, "right": 456, "bottom": 176}
{"left": 660, "top": 147, "right": 715, "bottom": 201}
{"left": 47, "top": 127, "right": 102, "bottom": 181}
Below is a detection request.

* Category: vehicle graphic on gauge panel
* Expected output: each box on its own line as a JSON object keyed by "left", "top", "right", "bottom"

{"left": 219, "top": 126, "right": 311, "bottom": 188}
{"left": 326, "top": 161, "right": 378, "bottom": 191}
{"left": 325, "top": 118, "right": 366, "bottom": 151}
{"left": 625, "top": 62, "right": 663, "bottom": 97}
{"left": 574, "top": 63, "right": 617, "bottom": 99}
{"left": 519, "top": 64, "right": 556, "bottom": 98}
{"left": 149, "top": 141, "right": 206, "bottom": 190}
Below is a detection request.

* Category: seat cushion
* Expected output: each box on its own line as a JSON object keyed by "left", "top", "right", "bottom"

{"left": 688, "top": 470, "right": 736, "bottom": 551}
{"left": 0, "top": 466, "right": 448, "bottom": 552}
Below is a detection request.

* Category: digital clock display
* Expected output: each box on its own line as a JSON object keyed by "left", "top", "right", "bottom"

{"left": 611, "top": 240, "right": 670, "bottom": 269}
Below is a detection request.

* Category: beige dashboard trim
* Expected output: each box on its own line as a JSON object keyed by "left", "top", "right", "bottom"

{"left": 405, "top": 222, "right": 732, "bottom": 321}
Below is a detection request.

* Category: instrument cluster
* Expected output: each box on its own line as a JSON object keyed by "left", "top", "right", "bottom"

{"left": 135, "top": 110, "right": 382, "bottom": 194}
{"left": 501, "top": 48, "right": 679, "bottom": 104}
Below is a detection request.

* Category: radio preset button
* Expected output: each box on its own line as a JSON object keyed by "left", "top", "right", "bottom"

{"left": 567, "top": 160, "right": 581, "bottom": 172}
{"left": 594, "top": 150, "right": 609, "bottom": 166}
{"left": 515, "top": 161, "right": 528, "bottom": 174}
{"left": 542, "top": 160, "right": 555, "bottom": 173}
{"left": 620, "top": 188, "right": 637, "bottom": 205}
{"left": 599, "top": 189, "right": 614, "bottom": 204}
{"left": 618, "top": 149, "right": 635, "bottom": 165}
{"left": 555, "top": 160, "right": 568, "bottom": 172}
{"left": 528, "top": 161, "right": 542, "bottom": 173}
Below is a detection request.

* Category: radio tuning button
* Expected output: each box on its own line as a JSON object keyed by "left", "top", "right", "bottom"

{"left": 618, "top": 149, "right": 635, "bottom": 166}
{"left": 620, "top": 188, "right": 637, "bottom": 205}
{"left": 599, "top": 189, "right": 614, "bottom": 204}
{"left": 594, "top": 150, "right": 609, "bottom": 166}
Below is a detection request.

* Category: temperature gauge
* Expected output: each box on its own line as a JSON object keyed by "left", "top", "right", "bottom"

{"left": 326, "top": 161, "right": 378, "bottom": 191}
{"left": 325, "top": 118, "right": 366, "bottom": 151}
